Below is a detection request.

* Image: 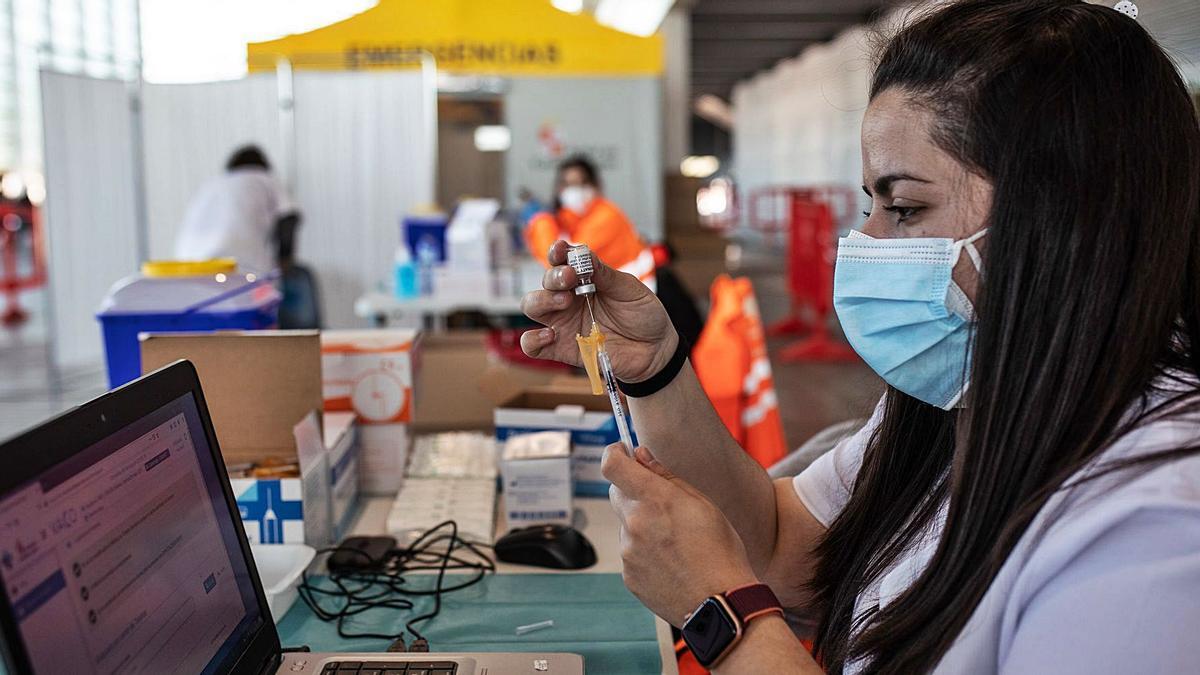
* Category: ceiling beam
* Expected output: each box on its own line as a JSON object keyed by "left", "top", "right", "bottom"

{"left": 693, "top": 42, "right": 813, "bottom": 60}
{"left": 692, "top": 23, "right": 839, "bottom": 40}
{"left": 692, "top": 0, "right": 882, "bottom": 15}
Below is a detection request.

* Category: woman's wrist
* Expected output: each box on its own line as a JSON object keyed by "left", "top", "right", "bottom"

{"left": 618, "top": 330, "right": 685, "bottom": 396}
{"left": 711, "top": 613, "right": 819, "bottom": 674}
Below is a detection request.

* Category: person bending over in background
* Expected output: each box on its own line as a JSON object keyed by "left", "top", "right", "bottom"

{"left": 521, "top": 1, "right": 1200, "bottom": 672}
{"left": 174, "top": 145, "right": 300, "bottom": 274}
{"left": 525, "top": 154, "right": 657, "bottom": 291}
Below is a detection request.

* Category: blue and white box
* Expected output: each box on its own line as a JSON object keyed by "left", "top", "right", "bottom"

{"left": 325, "top": 412, "right": 360, "bottom": 540}
{"left": 228, "top": 411, "right": 358, "bottom": 546}
{"left": 495, "top": 389, "right": 633, "bottom": 496}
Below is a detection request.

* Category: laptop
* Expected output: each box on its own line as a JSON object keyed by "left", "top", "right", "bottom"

{"left": 0, "top": 361, "right": 584, "bottom": 675}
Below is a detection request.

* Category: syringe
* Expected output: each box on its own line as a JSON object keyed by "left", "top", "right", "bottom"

{"left": 567, "top": 245, "right": 636, "bottom": 456}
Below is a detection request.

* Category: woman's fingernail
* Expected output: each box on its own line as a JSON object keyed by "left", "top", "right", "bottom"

{"left": 553, "top": 268, "right": 567, "bottom": 285}
{"left": 555, "top": 293, "right": 569, "bottom": 306}
{"left": 539, "top": 328, "right": 554, "bottom": 341}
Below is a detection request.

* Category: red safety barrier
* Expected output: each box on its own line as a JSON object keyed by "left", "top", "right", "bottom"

{"left": 0, "top": 201, "right": 44, "bottom": 327}
{"left": 747, "top": 186, "right": 858, "bottom": 361}
{"left": 777, "top": 195, "right": 857, "bottom": 362}
{"left": 748, "top": 184, "right": 861, "bottom": 246}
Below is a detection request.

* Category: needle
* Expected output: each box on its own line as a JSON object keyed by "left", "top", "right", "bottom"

{"left": 584, "top": 294, "right": 597, "bottom": 325}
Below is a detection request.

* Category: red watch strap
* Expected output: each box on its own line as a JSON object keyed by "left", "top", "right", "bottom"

{"left": 724, "top": 583, "right": 784, "bottom": 623}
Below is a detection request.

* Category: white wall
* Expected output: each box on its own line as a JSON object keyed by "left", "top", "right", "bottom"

{"left": 40, "top": 71, "right": 140, "bottom": 370}
{"left": 291, "top": 70, "right": 435, "bottom": 328}
{"left": 140, "top": 69, "right": 434, "bottom": 328}
{"left": 732, "top": 0, "right": 1200, "bottom": 218}
{"left": 505, "top": 77, "right": 664, "bottom": 241}
{"left": 731, "top": 26, "right": 873, "bottom": 225}
{"left": 41, "top": 67, "right": 434, "bottom": 373}
{"left": 141, "top": 76, "right": 283, "bottom": 259}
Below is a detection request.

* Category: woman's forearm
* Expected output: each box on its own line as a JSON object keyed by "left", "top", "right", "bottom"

{"left": 627, "top": 361, "right": 781, "bottom": 572}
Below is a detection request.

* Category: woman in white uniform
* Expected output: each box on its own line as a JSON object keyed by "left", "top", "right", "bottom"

{"left": 520, "top": 1, "right": 1200, "bottom": 673}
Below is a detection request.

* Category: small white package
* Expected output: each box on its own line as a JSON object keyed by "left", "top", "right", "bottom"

{"left": 500, "top": 431, "right": 572, "bottom": 526}
{"left": 408, "top": 432, "right": 498, "bottom": 480}
{"left": 386, "top": 477, "right": 497, "bottom": 546}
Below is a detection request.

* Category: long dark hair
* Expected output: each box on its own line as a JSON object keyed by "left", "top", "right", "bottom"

{"left": 809, "top": 2, "right": 1200, "bottom": 672}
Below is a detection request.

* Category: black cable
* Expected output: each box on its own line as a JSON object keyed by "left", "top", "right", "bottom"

{"left": 295, "top": 519, "right": 495, "bottom": 647}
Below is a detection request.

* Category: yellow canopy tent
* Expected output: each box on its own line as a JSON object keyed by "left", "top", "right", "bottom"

{"left": 247, "top": 0, "right": 663, "bottom": 76}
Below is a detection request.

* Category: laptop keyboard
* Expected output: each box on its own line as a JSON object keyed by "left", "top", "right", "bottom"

{"left": 320, "top": 661, "right": 458, "bottom": 675}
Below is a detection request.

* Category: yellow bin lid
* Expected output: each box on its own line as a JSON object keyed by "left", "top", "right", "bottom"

{"left": 142, "top": 258, "right": 238, "bottom": 278}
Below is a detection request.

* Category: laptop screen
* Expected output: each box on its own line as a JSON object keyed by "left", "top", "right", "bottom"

{"left": 0, "top": 392, "right": 265, "bottom": 674}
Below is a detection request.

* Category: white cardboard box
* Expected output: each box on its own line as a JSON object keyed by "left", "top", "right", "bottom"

{"left": 322, "top": 329, "right": 419, "bottom": 495}
{"left": 500, "top": 431, "right": 572, "bottom": 526}
{"left": 495, "top": 389, "right": 630, "bottom": 496}
{"left": 358, "top": 423, "right": 410, "bottom": 495}
{"left": 324, "top": 412, "right": 360, "bottom": 539}
{"left": 321, "top": 329, "right": 420, "bottom": 424}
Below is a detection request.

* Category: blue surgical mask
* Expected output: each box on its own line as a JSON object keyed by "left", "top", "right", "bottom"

{"left": 833, "top": 229, "right": 987, "bottom": 409}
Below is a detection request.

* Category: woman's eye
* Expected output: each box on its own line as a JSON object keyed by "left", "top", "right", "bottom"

{"left": 882, "top": 205, "right": 920, "bottom": 222}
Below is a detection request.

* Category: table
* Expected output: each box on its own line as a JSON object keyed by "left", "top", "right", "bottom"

{"left": 279, "top": 496, "right": 679, "bottom": 675}
{"left": 355, "top": 292, "right": 526, "bottom": 330}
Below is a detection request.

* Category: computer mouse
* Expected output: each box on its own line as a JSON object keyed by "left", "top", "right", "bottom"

{"left": 494, "top": 524, "right": 598, "bottom": 570}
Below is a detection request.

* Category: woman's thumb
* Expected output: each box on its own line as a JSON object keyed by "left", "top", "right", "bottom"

{"left": 634, "top": 446, "right": 675, "bottom": 480}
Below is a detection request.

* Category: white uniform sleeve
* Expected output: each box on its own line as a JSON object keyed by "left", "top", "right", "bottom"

{"left": 999, "top": 502, "right": 1200, "bottom": 674}
{"left": 792, "top": 396, "right": 886, "bottom": 527}
{"left": 270, "top": 175, "right": 297, "bottom": 218}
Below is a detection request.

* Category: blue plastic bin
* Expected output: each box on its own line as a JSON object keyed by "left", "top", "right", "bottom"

{"left": 402, "top": 214, "right": 449, "bottom": 264}
{"left": 97, "top": 261, "right": 281, "bottom": 388}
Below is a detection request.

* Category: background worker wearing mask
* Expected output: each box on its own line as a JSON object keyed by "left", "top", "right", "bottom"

{"left": 174, "top": 145, "right": 300, "bottom": 274}
{"left": 525, "top": 155, "right": 656, "bottom": 290}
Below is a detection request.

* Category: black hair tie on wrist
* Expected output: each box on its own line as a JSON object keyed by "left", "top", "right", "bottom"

{"left": 617, "top": 335, "right": 689, "bottom": 398}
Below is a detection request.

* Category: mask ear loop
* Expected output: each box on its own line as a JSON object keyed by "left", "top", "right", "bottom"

{"left": 951, "top": 228, "right": 988, "bottom": 273}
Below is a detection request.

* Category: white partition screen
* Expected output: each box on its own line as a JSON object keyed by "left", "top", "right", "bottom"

{"left": 140, "top": 76, "right": 283, "bottom": 259}
{"left": 40, "top": 71, "right": 140, "bottom": 371}
{"left": 292, "top": 69, "right": 436, "bottom": 328}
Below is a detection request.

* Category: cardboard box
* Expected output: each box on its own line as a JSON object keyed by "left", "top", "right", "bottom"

{"left": 324, "top": 412, "right": 360, "bottom": 539}
{"left": 321, "top": 329, "right": 419, "bottom": 496}
{"left": 665, "top": 174, "right": 706, "bottom": 237}
{"left": 410, "top": 331, "right": 574, "bottom": 433}
{"left": 495, "top": 387, "right": 632, "bottom": 496}
{"left": 140, "top": 330, "right": 341, "bottom": 546}
{"left": 321, "top": 329, "right": 420, "bottom": 424}
{"left": 357, "top": 423, "right": 409, "bottom": 495}
{"left": 141, "top": 331, "right": 323, "bottom": 465}
{"left": 501, "top": 431, "right": 572, "bottom": 526}
{"left": 412, "top": 332, "right": 495, "bottom": 432}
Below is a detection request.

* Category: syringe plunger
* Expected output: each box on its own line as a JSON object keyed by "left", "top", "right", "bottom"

{"left": 566, "top": 244, "right": 596, "bottom": 296}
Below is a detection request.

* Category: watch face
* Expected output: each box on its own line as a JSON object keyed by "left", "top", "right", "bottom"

{"left": 682, "top": 598, "right": 740, "bottom": 667}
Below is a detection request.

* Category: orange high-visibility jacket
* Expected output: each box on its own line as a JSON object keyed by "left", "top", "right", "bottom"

{"left": 692, "top": 275, "right": 788, "bottom": 468}
{"left": 526, "top": 197, "right": 656, "bottom": 288}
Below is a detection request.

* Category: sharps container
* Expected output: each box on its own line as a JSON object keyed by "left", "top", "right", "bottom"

{"left": 97, "top": 259, "right": 281, "bottom": 388}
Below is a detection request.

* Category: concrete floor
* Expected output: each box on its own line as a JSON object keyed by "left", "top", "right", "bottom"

{"left": 0, "top": 290, "right": 109, "bottom": 440}
{"left": 0, "top": 242, "right": 883, "bottom": 449}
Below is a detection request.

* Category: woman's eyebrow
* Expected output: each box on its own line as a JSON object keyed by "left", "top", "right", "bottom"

{"left": 863, "top": 173, "right": 932, "bottom": 197}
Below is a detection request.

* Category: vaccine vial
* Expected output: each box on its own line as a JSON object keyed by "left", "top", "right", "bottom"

{"left": 566, "top": 244, "right": 596, "bottom": 296}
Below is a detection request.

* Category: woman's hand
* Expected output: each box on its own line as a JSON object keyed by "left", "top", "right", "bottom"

{"left": 520, "top": 240, "right": 677, "bottom": 383}
{"left": 603, "top": 445, "right": 759, "bottom": 627}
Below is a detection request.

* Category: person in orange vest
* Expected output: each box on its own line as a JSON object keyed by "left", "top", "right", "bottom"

{"left": 525, "top": 155, "right": 656, "bottom": 290}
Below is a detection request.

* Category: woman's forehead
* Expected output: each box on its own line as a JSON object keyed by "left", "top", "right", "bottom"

{"left": 861, "top": 89, "right": 960, "bottom": 188}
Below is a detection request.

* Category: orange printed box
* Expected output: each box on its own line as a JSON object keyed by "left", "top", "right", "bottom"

{"left": 321, "top": 330, "right": 421, "bottom": 424}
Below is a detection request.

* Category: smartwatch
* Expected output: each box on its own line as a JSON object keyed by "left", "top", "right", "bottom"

{"left": 680, "top": 583, "right": 784, "bottom": 668}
